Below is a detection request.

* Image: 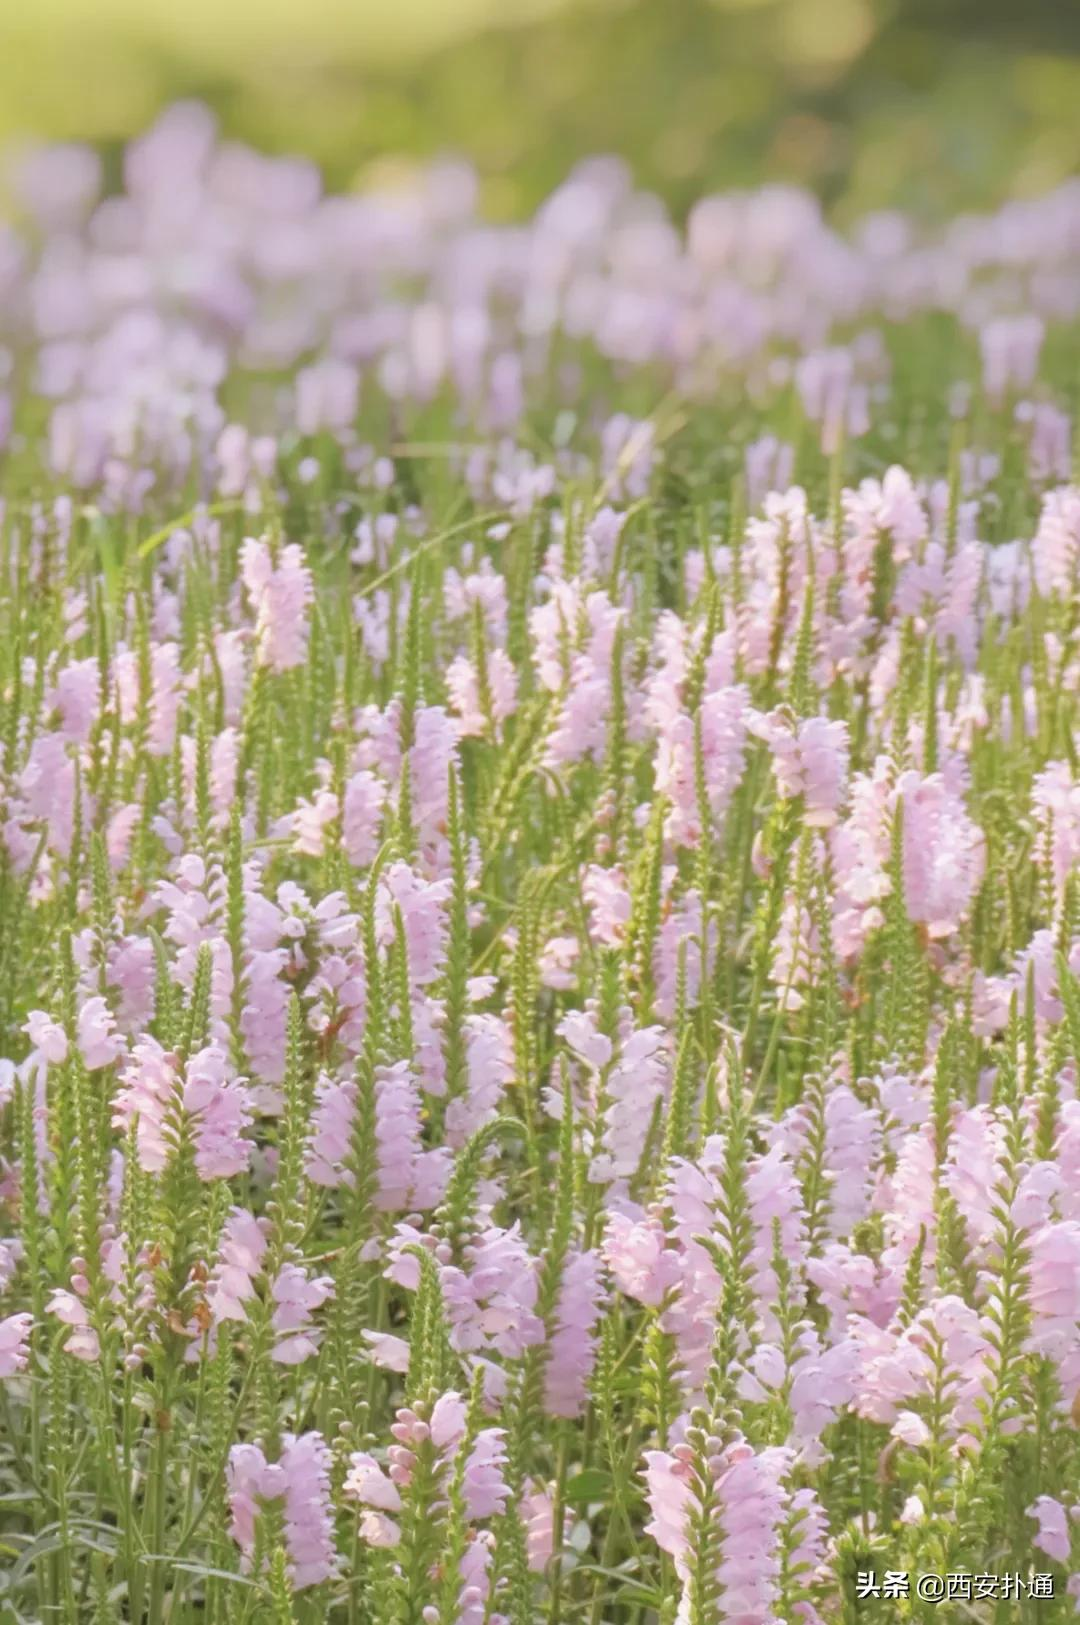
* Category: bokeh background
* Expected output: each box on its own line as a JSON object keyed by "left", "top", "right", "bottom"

{"left": 0, "top": 0, "right": 1078, "bottom": 220}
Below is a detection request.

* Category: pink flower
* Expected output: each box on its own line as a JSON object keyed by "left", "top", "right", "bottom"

{"left": 46, "top": 1290, "right": 100, "bottom": 1361}
{"left": 227, "top": 1443, "right": 284, "bottom": 1567}
{"left": 227, "top": 1433, "right": 336, "bottom": 1590}
{"left": 241, "top": 537, "right": 313, "bottom": 674}
{"left": 362, "top": 1331, "right": 411, "bottom": 1372}
{"left": 749, "top": 710, "right": 850, "bottom": 827}
{"left": 644, "top": 1438, "right": 792, "bottom": 1621}
{"left": 603, "top": 1212, "right": 674, "bottom": 1308}
{"left": 306, "top": 1075, "right": 356, "bottom": 1188}
{"left": 523, "top": 1483, "right": 558, "bottom": 1572}
{"left": 206, "top": 1209, "right": 268, "bottom": 1325}
{"left": 24, "top": 1010, "right": 68, "bottom": 1065}
{"left": 444, "top": 1013, "right": 515, "bottom": 1148}
{"left": 980, "top": 314, "right": 1044, "bottom": 404}
{"left": 544, "top": 1249, "right": 605, "bottom": 1419}
{"left": 462, "top": 1428, "right": 510, "bottom": 1519}
{"left": 1032, "top": 763, "right": 1080, "bottom": 900}
{"left": 1027, "top": 1496, "right": 1071, "bottom": 1566}
{"left": 76, "top": 997, "right": 123, "bottom": 1072}
{"left": 591, "top": 1025, "right": 669, "bottom": 1187}
{"left": 49, "top": 657, "right": 99, "bottom": 743}
{"left": 279, "top": 1432, "right": 338, "bottom": 1589}
{"left": 270, "top": 1264, "right": 334, "bottom": 1365}
{"left": 582, "top": 866, "right": 631, "bottom": 947}
{"left": 441, "top": 1225, "right": 544, "bottom": 1358}
{"left": 1032, "top": 486, "right": 1080, "bottom": 598}
{"left": 447, "top": 650, "right": 517, "bottom": 736}
{"left": 379, "top": 863, "right": 450, "bottom": 985}
{"left": 896, "top": 771, "right": 985, "bottom": 936}
{"left": 655, "top": 686, "right": 748, "bottom": 848}
{"left": 0, "top": 1313, "right": 32, "bottom": 1378}
{"left": 374, "top": 1059, "right": 451, "bottom": 1213}
{"left": 113, "top": 1040, "right": 252, "bottom": 1179}
{"left": 344, "top": 1451, "right": 403, "bottom": 1520}
{"left": 343, "top": 769, "right": 388, "bottom": 868}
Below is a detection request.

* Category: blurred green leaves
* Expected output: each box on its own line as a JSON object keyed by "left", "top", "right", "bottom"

{"left": 0, "top": 0, "right": 1078, "bottom": 219}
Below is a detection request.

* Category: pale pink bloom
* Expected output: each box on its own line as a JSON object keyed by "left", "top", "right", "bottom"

{"left": 445, "top": 1013, "right": 514, "bottom": 1147}
{"left": 446, "top": 650, "right": 517, "bottom": 736}
{"left": 205, "top": 1209, "right": 268, "bottom": 1325}
{"left": 603, "top": 1211, "right": 675, "bottom": 1308}
{"left": 279, "top": 1432, "right": 338, "bottom": 1589}
{"left": 543, "top": 592, "right": 625, "bottom": 767}
{"left": 558, "top": 1007, "right": 613, "bottom": 1071}
{"left": 463, "top": 1429, "right": 510, "bottom": 1519}
{"left": 821, "top": 1086, "right": 881, "bottom": 1235}
{"left": 1032, "top": 486, "right": 1080, "bottom": 597}
{"left": 24, "top": 1010, "right": 68, "bottom": 1065}
{"left": 897, "top": 770, "right": 985, "bottom": 935}
{"left": 0, "top": 1312, "right": 33, "bottom": 1378}
{"left": 271, "top": 1264, "right": 334, "bottom": 1365}
{"left": 441, "top": 1225, "right": 544, "bottom": 1358}
{"left": 653, "top": 889, "right": 711, "bottom": 1018}
{"left": 149, "top": 643, "right": 182, "bottom": 756}
{"left": 1026, "top": 1222, "right": 1080, "bottom": 1409}
{"left": 241, "top": 949, "right": 291, "bottom": 1100}
{"left": 106, "top": 804, "right": 141, "bottom": 870}
{"left": 295, "top": 357, "right": 359, "bottom": 436}
{"left": 357, "top": 1509, "right": 401, "bottom": 1547}
{"left": 76, "top": 996, "right": 124, "bottom": 1070}
{"left": 1057, "top": 1105, "right": 1080, "bottom": 1225}
{"left": 642, "top": 1447, "right": 695, "bottom": 1562}
{"left": 443, "top": 563, "right": 509, "bottom": 641}
{"left": 362, "top": 1331, "right": 410, "bottom": 1372}
{"left": 892, "top": 1410, "right": 931, "bottom": 1448}
{"left": 943, "top": 1107, "right": 1005, "bottom": 1249}
{"left": 345, "top": 1452, "right": 402, "bottom": 1536}
{"left": 655, "top": 686, "right": 748, "bottom": 847}
{"left": 430, "top": 1390, "right": 468, "bottom": 1450}
{"left": 46, "top": 1289, "right": 99, "bottom": 1361}
{"left": 1027, "top": 1496, "right": 1072, "bottom": 1566}
{"left": 306, "top": 1075, "right": 356, "bottom": 1188}
{"left": 797, "top": 346, "right": 868, "bottom": 453}
{"left": 644, "top": 1437, "right": 791, "bottom": 1621}
{"left": 538, "top": 935, "right": 581, "bottom": 990}
{"left": 292, "top": 789, "right": 338, "bottom": 859}
{"left": 980, "top": 313, "right": 1044, "bottom": 403}
{"left": 241, "top": 537, "right": 313, "bottom": 673}
{"left": 1020, "top": 401, "right": 1071, "bottom": 484}
{"left": 343, "top": 769, "right": 387, "bottom": 867}
{"left": 378, "top": 863, "right": 450, "bottom": 985}
{"left": 49, "top": 657, "right": 98, "bottom": 742}
{"left": 544, "top": 1249, "right": 605, "bottom": 1419}
{"left": 742, "top": 1328, "right": 858, "bottom": 1462}
{"left": 1032, "top": 762, "right": 1080, "bottom": 899}
{"left": 17, "top": 733, "right": 79, "bottom": 855}
{"left": 406, "top": 705, "right": 458, "bottom": 854}
{"left": 749, "top": 710, "right": 849, "bottom": 827}
{"left": 582, "top": 864, "right": 631, "bottom": 947}
{"left": 745, "top": 434, "right": 795, "bottom": 508}
{"left": 523, "top": 1483, "right": 557, "bottom": 1572}
{"left": 591, "top": 1025, "right": 669, "bottom": 1187}
{"left": 843, "top": 466, "right": 927, "bottom": 589}
{"left": 227, "top": 1443, "right": 284, "bottom": 1569}
{"left": 375, "top": 1059, "right": 451, "bottom": 1213}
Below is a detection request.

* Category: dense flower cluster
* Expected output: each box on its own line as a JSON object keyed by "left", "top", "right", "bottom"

{"left": 2, "top": 105, "right": 1080, "bottom": 1620}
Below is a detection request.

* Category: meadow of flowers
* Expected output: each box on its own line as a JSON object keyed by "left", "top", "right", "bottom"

{"left": 3, "top": 100, "right": 1080, "bottom": 1623}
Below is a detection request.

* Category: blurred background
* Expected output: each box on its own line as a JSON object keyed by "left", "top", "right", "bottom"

{"left": 0, "top": 0, "right": 1078, "bottom": 220}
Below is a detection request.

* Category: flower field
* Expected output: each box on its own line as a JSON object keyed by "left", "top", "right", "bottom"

{"left": 3, "top": 103, "right": 1080, "bottom": 1621}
